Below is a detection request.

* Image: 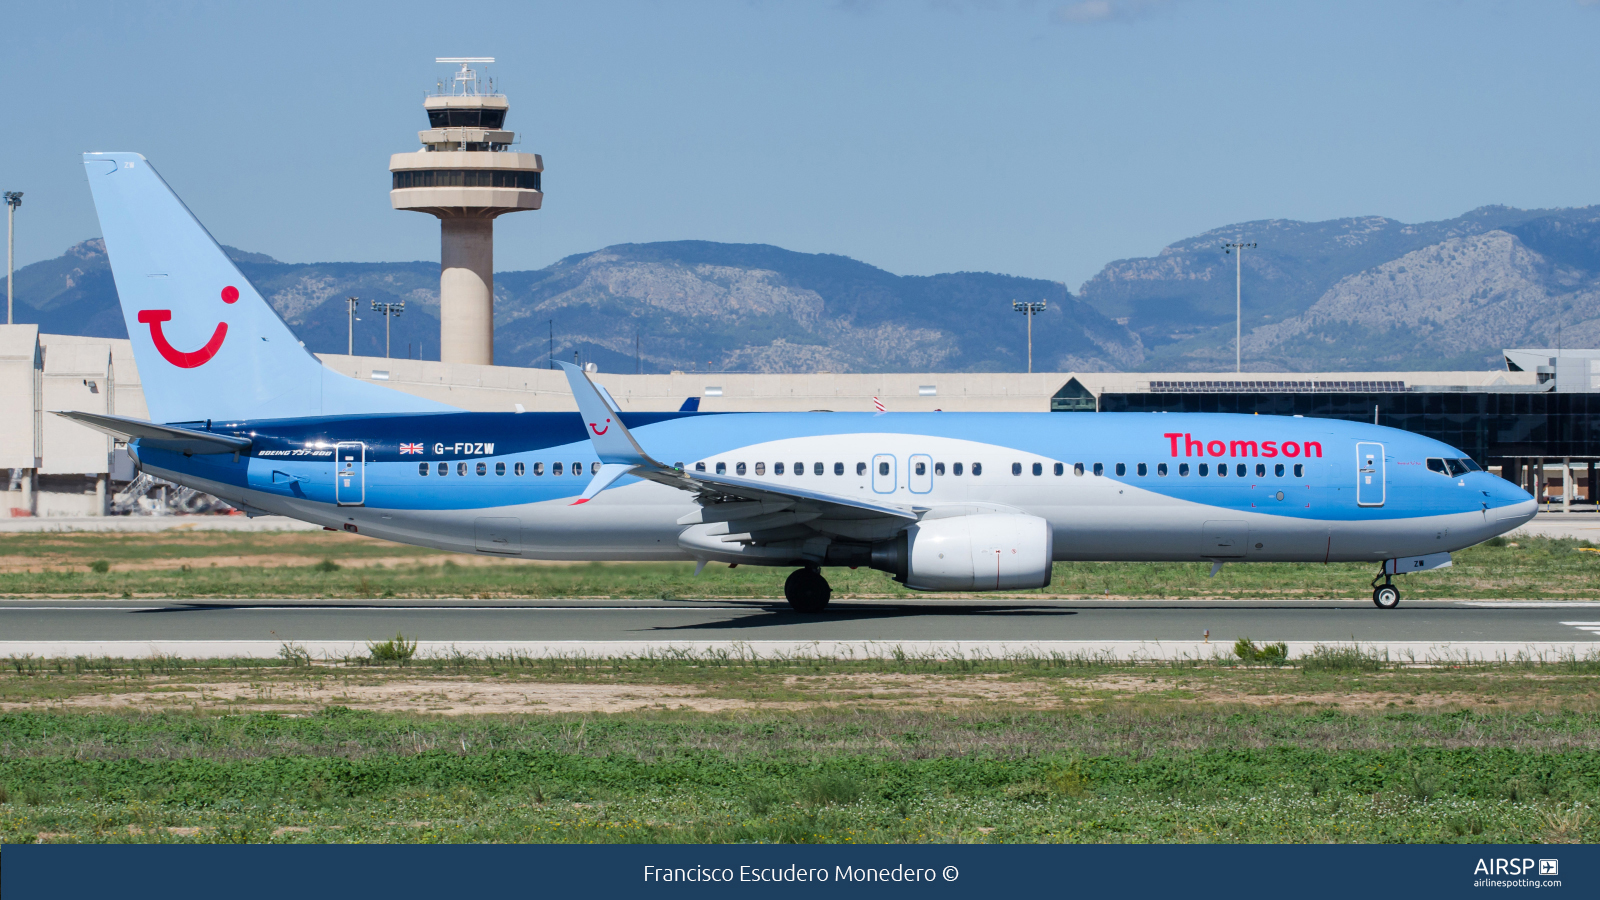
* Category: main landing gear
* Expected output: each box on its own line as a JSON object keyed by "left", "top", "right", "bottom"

{"left": 1371, "top": 568, "right": 1400, "bottom": 609}
{"left": 785, "top": 566, "right": 832, "bottom": 613}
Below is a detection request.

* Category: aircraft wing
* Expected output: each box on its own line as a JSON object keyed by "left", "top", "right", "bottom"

{"left": 557, "top": 362, "right": 916, "bottom": 521}
{"left": 51, "top": 410, "right": 252, "bottom": 456}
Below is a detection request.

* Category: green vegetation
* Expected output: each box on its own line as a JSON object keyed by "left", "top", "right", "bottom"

{"left": 0, "top": 657, "right": 1596, "bottom": 844}
{"left": 1, "top": 531, "right": 1597, "bottom": 599}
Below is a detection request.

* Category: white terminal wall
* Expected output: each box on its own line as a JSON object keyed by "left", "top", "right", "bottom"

{"left": 0, "top": 325, "right": 42, "bottom": 469}
{"left": 40, "top": 342, "right": 112, "bottom": 475}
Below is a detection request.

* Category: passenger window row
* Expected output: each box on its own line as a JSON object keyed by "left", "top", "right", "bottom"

{"left": 1019, "top": 461, "right": 1306, "bottom": 479}
{"left": 695, "top": 461, "right": 988, "bottom": 477}
{"left": 417, "top": 461, "right": 599, "bottom": 477}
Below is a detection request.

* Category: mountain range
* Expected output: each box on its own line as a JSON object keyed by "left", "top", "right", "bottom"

{"left": 13, "top": 203, "right": 1600, "bottom": 373}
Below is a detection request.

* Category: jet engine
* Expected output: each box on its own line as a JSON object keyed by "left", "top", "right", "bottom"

{"left": 855, "top": 513, "right": 1054, "bottom": 592}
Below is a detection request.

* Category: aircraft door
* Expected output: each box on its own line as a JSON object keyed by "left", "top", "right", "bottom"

{"left": 335, "top": 442, "right": 365, "bottom": 506}
{"left": 1356, "top": 442, "right": 1385, "bottom": 507}
{"left": 872, "top": 454, "right": 897, "bottom": 493}
{"left": 908, "top": 454, "right": 933, "bottom": 493}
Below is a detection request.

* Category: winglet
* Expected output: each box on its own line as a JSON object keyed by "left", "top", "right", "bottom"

{"left": 571, "top": 463, "right": 637, "bottom": 505}
{"left": 558, "top": 362, "right": 663, "bottom": 467}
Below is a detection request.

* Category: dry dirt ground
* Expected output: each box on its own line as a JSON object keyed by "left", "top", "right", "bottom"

{"left": 0, "top": 671, "right": 1526, "bottom": 716}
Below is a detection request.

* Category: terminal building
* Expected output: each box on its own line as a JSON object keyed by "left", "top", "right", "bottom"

{"left": 2, "top": 322, "right": 1595, "bottom": 518}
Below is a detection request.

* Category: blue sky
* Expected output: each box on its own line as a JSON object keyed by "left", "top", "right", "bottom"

{"left": 4, "top": 0, "right": 1599, "bottom": 289}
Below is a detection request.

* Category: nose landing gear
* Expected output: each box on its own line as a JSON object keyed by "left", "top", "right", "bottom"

{"left": 784, "top": 566, "right": 832, "bottom": 613}
{"left": 1371, "top": 569, "right": 1400, "bottom": 609}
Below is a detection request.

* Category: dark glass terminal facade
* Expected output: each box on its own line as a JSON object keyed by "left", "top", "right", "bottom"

{"left": 392, "top": 170, "right": 540, "bottom": 190}
{"left": 1094, "top": 390, "right": 1600, "bottom": 466}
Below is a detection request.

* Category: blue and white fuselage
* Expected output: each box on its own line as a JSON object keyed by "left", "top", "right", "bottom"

{"left": 68, "top": 151, "right": 1537, "bottom": 610}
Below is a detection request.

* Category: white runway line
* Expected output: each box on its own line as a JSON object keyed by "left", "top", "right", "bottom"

{"left": 1561, "top": 621, "right": 1600, "bottom": 634}
{"left": 1, "top": 640, "right": 1597, "bottom": 661}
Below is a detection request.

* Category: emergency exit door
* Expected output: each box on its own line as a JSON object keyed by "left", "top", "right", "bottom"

{"left": 1356, "top": 442, "right": 1385, "bottom": 507}
{"left": 335, "top": 442, "right": 365, "bottom": 506}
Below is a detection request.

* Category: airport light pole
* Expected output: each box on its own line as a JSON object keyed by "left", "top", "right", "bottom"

{"left": 371, "top": 300, "right": 404, "bottom": 358}
{"left": 1012, "top": 300, "right": 1046, "bottom": 373}
{"left": 4, "top": 192, "right": 21, "bottom": 325}
{"left": 345, "top": 297, "right": 361, "bottom": 356}
{"left": 1221, "top": 241, "right": 1255, "bottom": 373}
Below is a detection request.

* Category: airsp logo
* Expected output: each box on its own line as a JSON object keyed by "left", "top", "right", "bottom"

{"left": 1473, "top": 858, "right": 1548, "bottom": 876}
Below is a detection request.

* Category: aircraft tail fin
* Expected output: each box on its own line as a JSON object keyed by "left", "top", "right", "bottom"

{"left": 82, "top": 152, "right": 455, "bottom": 424}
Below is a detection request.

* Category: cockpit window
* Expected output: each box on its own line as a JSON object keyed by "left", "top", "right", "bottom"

{"left": 1426, "top": 458, "right": 1448, "bottom": 475}
{"left": 1459, "top": 458, "right": 1481, "bottom": 472}
{"left": 1445, "top": 459, "right": 1469, "bottom": 477}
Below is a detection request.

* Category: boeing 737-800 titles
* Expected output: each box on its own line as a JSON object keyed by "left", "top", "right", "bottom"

{"left": 59, "top": 152, "right": 1537, "bottom": 611}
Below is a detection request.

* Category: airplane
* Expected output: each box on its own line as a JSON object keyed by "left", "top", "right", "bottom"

{"left": 59, "top": 152, "right": 1538, "bottom": 612}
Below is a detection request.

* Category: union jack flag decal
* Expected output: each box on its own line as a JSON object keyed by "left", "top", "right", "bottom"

{"left": 399, "top": 443, "right": 424, "bottom": 455}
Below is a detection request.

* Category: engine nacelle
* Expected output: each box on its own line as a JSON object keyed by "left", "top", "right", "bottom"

{"left": 872, "top": 513, "right": 1053, "bottom": 592}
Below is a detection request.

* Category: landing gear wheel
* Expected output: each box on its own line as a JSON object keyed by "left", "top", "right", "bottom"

{"left": 784, "top": 567, "right": 832, "bottom": 613}
{"left": 1373, "top": 584, "right": 1400, "bottom": 609}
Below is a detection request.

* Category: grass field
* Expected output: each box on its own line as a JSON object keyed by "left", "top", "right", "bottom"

{"left": 1, "top": 654, "right": 1597, "bottom": 844}
{"left": 1, "top": 529, "right": 1598, "bottom": 599}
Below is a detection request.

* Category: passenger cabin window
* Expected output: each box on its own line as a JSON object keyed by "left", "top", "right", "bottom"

{"left": 1053, "top": 462, "right": 1064, "bottom": 476}
{"left": 1255, "top": 463, "right": 1266, "bottom": 477}
{"left": 573, "top": 462, "right": 583, "bottom": 476}
{"left": 1179, "top": 463, "right": 1190, "bottom": 476}
{"left": 514, "top": 462, "right": 525, "bottom": 476}
{"left": 815, "top": 462, "right": 825, "bottom": 476}
{"left": 1093, "top": 463, "right": 1104, "bottom": 476}
{"left": 1236, "top": 464, "right": 1246, "bottom": 477}
{"left": 592, "top": 462, "right": 601, "bottom": 475}
{"left": 1033, "top": 462, "right": 1043, "bottom": 476}
{"left": 553, "top": 462, "right": 563, "bottom": 476}
{"left": 916, "top": 461, "right": 927, "bottom": 476}
{"left": 476, "top": 462, "right": 487, "bottom": 476}
{"left": 1157, "top": 463, "right": 1168, "bottom": 476}
{"left": 834, "top": 462, "right": 844, "bottom": 475}
{"left": 495, "top": 462, "right": 506, "bottom": 476}
{"left": 532, "top": 462, "right": 544, "bottom": 476}
{"left": 695, "top": 462, "right": 706, "bottom": 472}
{"left": 795, "top": 461, "right": 805, "bottom": 475}
{"left": 754, "top": 462, "right": 765, "bottom": 475}
{"left": 775, "top": 462, "right": 785, "bottom": 475}
{"left": 952, "top": 462, "right": 964, "bottom": 476}
{"left": 1115, "top": 463, "right": 1126, "bottom": 477}
{"left": 1199, "top": 463, "right": 1209, "bottom": 476}
{"left": 856, "top": 462, "right": 867, "bottom": 476}
{"left": 418, "top": 463, "right": 428, "bottom": 476}
{"left": 716, "top": 462, "right": 727, "bottom": 475}
{"left": 438, "top": 462, "right": 448, "bottom": 476}
{"left": 878, "top": 461, "right": 890, "bottom": 476}
{"left": 972, "top": 463, "right": 983, "bottom": 476}
{"left": 1012, "top": 462, "right": 1023, "bottom": 476}
{"left": 1217, "top": 464, "right": 1227, "bottom": 477}
{"left": 935, "top": 462, "right": 946, "bottom": 476}
{"left": 1074, "top": 463, "right": 1085, "bottom": 476}
{"left": 1294, "top": 464, "right": 1304, "bottom": 478}
{"left": 1137, "top": 463, "right": 1148, "bottom": 476}
{"left": 735, "top": 462, "right": 746, "bottom": 475}
{"left": 1274, "top": 463, "right": 1284, "bottom": 477}
{"left": 457, "top": 462, "right": 468, "bottom": 476}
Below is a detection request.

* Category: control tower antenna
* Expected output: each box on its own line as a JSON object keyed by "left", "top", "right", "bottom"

{"left": 390, "top": 57, "right": 543, "bottom": 365}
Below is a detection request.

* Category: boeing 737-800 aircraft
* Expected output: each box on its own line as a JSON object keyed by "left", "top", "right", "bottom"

{"left": 60, "top": 152, "right": 1537, "bottom": 611}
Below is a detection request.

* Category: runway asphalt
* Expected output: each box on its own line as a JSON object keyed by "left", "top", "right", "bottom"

{"left": 2, "top": 598, "right": 1597, "bottom": 660}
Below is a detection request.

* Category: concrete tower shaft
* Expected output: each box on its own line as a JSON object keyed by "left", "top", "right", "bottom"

{"left": 389, "top": 59, "right": 542, "bottom": 365}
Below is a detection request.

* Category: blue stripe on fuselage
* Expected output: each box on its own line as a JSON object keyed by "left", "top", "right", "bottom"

{"left": 136, "top": 410, "right": 1531, "bottom": 520}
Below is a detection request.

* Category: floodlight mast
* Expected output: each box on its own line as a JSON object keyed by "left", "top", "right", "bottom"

{"left": 4, "top": 192, "right": 20, "bottom": 326}
{"left": 1221, "top": 241, "right": 1256, "bottom": 373}
{"left": 371, "top": 300, "right": 405, "bottom": 359}
{"left": 1012, "top": 300, "right": 1047, "bottom": 373}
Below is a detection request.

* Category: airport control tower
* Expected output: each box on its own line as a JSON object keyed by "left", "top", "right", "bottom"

{"left": 390, "top": 58, "right": 543, "bottom": 365}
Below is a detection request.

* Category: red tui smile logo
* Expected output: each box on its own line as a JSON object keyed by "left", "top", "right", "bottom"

{"left": 589, "top": 418, "right": 611, "bottom": 435}
{"left": 138, "top": 286, "right": 237, "bottom": 368}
